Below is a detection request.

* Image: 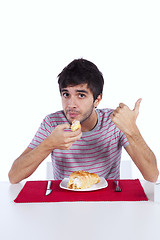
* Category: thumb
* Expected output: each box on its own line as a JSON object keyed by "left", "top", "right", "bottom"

{"left": 133, "top": 98, "right": 142, "bottom": 114}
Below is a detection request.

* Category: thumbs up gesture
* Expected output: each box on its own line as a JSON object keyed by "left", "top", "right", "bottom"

{"left": 110, "top": 98, "right": 142, "bottom": 135}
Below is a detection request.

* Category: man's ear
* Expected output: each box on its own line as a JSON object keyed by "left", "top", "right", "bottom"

{"left": 94, "top": 94, "right": 102, "bottom": 108}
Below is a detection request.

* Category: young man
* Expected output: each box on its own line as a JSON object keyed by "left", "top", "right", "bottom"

{"left": 8, "top": 59, "right": 159, "bottom": 184}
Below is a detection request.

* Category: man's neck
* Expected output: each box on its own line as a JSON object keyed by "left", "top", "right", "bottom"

{"left": 81, "top": 110, "right": 98, "bottom": 132}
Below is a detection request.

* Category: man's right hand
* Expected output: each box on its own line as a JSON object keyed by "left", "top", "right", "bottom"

{"left": 47, "top": 123, "right": 82, "bottom": 150}
{"left": 8, "top": 123, "right": 82, "bottom": 184}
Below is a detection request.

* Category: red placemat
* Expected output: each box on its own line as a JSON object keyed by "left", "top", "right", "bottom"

{"left": 14, "top": 179, "right": 148, "bottom": 203}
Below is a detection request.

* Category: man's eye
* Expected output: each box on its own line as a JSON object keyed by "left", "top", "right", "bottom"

{"left": 79, "top": 94, "right": 85, "bottom": 98}
{"left": 62, "top": 92, "right": 69, "bottom": 97}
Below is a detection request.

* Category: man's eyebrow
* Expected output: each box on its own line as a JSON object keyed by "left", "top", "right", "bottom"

{"left": 76, "top": 90, "right": 88, "bottom": 94}
{"left": 61, "top": 89, "right": 89, "bottom": 94}
{"left": 61, "top": 89, "right": 68, "bottom": 92}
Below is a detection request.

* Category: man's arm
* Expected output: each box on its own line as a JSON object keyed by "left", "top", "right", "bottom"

{"left": 8, "top": 123, "right": 82, "bottom": 184}
{"left": 110, "top": 99, "right": 159, "bottom": 182}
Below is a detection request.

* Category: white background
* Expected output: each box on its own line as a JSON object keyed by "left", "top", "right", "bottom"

{"left": 0, "top": 0, "right": 160, "bottom": 181}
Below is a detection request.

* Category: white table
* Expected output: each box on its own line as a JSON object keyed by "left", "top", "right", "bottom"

{"left": 0, "top": 181, "right": 160, "bottom": 240}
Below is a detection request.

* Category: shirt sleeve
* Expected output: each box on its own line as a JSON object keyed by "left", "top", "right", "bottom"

{"left": 28, "top": 115, "right": 52, "bottom": 149}
{"left": 119, "top": 130, "right": 129, "bottom": 148}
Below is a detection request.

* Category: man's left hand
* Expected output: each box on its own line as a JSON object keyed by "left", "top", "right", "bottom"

{"left": 110, "top": 98, "right": 142, "bottom": 135}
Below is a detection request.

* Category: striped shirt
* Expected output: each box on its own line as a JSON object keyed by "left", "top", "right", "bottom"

{"left": 28, "top": 108, "right": 129, "bottom": 179}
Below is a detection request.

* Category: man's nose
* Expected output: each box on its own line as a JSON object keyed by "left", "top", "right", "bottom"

{"left": 68, "top": 96, "right": 77, "bottom": 108}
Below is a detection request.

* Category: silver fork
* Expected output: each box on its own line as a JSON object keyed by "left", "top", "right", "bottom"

{"left": 114, "top": 181, "right": 122, "bottom": 192}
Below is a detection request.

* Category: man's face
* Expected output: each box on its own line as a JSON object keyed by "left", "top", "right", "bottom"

{"left": 61, "top": 83, "right": 96, "bottom": 124}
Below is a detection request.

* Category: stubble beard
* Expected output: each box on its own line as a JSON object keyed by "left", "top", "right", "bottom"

{"left": 80, "top": 103, "right": 95, "bottom": 124}
{"left": 64, "top": 103, "right": 95, "bottom": 124}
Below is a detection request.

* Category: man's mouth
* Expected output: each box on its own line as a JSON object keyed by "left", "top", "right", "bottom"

{"left": 66, "top": 110, "right": 80, "bottom": 119}
{"left": 69, "top": 112, "right": 79, "bottom": 118}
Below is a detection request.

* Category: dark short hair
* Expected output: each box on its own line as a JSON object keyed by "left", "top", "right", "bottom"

{"left": 57, "top": 58, "right": 104, "bottom": 101}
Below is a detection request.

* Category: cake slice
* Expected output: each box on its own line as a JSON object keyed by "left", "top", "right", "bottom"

{"left": 67, "top": 170, "right": 100, "bottom": 189}
{"left": 71, "top": 120, "right": 81, "bottom": 132}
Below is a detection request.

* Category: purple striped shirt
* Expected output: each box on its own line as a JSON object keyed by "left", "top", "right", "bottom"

{"left": 28, "top": 109, "right": 129, "bottom": 179}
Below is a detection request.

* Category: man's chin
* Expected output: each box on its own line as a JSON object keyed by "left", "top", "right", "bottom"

{"left": 69, "top": 118, "right": 81, "bottom": 124}
{"left": 65, "top": 116, "right": 79, "bottom": 125}
{"left": 65, "top": 114, "right": 81, "bottom": 124}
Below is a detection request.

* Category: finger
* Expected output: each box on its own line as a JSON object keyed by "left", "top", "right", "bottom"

{"left": 65, "top": 131, "right": 82, "bottom": 144}
{"left": 112, "top": 107, "right": 121, "bottom": 116}
{"left": 70, "top": 132, "right": 82, "bottom": 142}
{"left": 133, "top": 98, "right": 142, "bottom": 114}
{"left": 65, "top": 126, "right": 82, "bottom": 138}
{"left": 57, "top": 123, "right": 71, "bottom": 130}
{"left": 116, "top": 106, "right": 121, "bottom": 112}
{"left": 119, "top": 103, "right": 125, "bottom": 108}
{"left": 110, "top": 112, "right": 115, "bottom": 120}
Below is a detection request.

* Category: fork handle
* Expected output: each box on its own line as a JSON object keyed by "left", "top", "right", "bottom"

{"left": 114, "top": 181, "right": 119, "bottom": 186}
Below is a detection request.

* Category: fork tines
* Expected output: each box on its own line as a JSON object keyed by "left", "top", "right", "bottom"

{"left": 114, "top": 181, "right": 122, "bottom": 192}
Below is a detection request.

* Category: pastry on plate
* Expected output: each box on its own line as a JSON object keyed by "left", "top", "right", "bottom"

{"left": 71, "top": 120, "right": 81, "bottom": 132}
{"left": 67, "top": 170, "right": 101, "bottom": 189}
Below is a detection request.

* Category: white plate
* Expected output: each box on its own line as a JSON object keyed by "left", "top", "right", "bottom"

{"left": 60, "top": 177, "right": 108, "bottom": 191}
